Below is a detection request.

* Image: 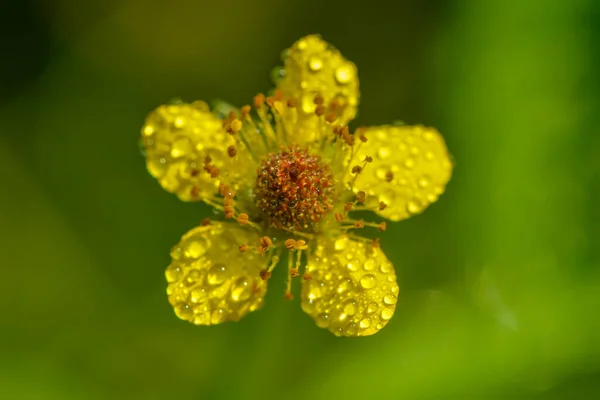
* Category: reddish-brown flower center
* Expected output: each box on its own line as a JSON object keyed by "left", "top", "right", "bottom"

{"left": 255, "top": 147, "right": 334, "bottom": 230}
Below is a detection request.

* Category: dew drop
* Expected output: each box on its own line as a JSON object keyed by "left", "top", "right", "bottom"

{"left": 175, "top": 303, "right": 194, "bottom": 321}
{"left": 184, "top": 269, "right": 201, "bottom": 286}
{"left": 363, "top": 259, "right": 376, "bottom": 271}
{"left": 347, "top": 262, "right": 358, "bottom": 272}
{"left": 343, "top": 299, "right": 358, "bottom": 316}
{"left": 185, "top": 241, "right": 204, "bottom": 258}
{"left": 337, "top": 278, "right": 354, "bottom": 293}
{"left": 334, "top": 237, "right": 348, "bottom": 251}
{"left": 425, "top": 151, "right": 434, "bottom": 161}
{"left": 419, "top": 177, "right": 430, "bottom": 188}
{"left": 270, "top": 66, "right": 286, "bottom": 84}
{"left": 207, "top": 263, "right": 227, "bottom": 285}
{"left": 377, "top": 147, "right": 390, "bottom": 160}
{"left": 190, "top": 287, "right": 208, "bottom": 303}
{"left": 211, "top": 308, "right": 227, "bottom": 324}
{"left": 316, "top": 313, "right": 330, "bottom": 328}
{"left": 359, "top": 318, "right": 371, "bottom": 329}
{"left": 335, "top": 65, "right": 353, "bottom": 84}
{"left": 383, "top": 295, "right": 397, "bottom": 305}
{"left": 345, "top": 322, "right": 358, "bottom": 336}
{"left": 381, "top": 307, "right": 394, "bottom": 320}
{"left": 404, "top": 157, "right": 415, "bottom": 169}
{"left": 360, "top": 274, "right": 377, "bottom": 289}
{"left": 380, "top": 262, "right": 392, "bottom": 274}
{"left": 367, "top": 302, "right": 379, "bottom": 314}
{"left": 308, "top": 56, "right": 323, "bottom": 71}
{"left": 407, "top": 200, "right": 422, "bottom": 214}
{"left": 231, "top": 277, "right": 252, "bottom": 302}
{"left": 165, "top": 265, "right": 183, "bottom": 282}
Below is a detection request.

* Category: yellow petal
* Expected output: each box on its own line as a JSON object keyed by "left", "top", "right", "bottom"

{"left": 141, "top": 101, "right": 238, "bottom": 201}
{"left": 277, "top": 35, "right": 359, "bottom": 143}
{"left": 301, "top": 236, "right": 399, "bottom": 337}
{"left": 350, "top": 125, "right": 453, "bottom": 221}
{"left": 166, "top": 222, "right": 268, "bottom": 325}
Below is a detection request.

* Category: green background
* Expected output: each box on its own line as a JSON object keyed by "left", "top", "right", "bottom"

{"left": 1, "top": 0, "right": 599, "bottom": 398}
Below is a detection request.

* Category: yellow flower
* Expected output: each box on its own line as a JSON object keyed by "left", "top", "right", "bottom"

{"left": 140, "top": 35, "right": 453, "bottom": 337}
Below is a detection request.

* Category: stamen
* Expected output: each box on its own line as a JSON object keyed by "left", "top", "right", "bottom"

{"left": 201, "top": 217, "right": 211, "bottom": 226}
{"left": 239, "top": 244, "right": 249, "bottom": 252}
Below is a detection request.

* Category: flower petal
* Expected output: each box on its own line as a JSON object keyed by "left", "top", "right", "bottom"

{"left": 301, "top": 236, "right": 399, "bottom": 337}
{"left": 166, "top": 222, "right": 268, "bottom": 325}
{"left": 350, "top": 125, "right": 453, "bottom": 221}
{"left": 277, "top": 35, "right": 359, "bottom": 143}
{"left": 141, "top": 101, "right": 239, "bottom": 201}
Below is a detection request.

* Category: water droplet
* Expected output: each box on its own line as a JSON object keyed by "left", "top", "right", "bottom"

{"left": 165, "top": 265, "right": 183, "bottom": 282}
{"left": 185, "top": 241, "right": 204, "bottom": 258}
{"left": 184, "top": 269, "right": 201, "bottom": 286}
{"left": 280, "top": 48, "right": 290, "bottom": 61}
{"left": 270, "top": 66, "right": 286, "bottom": 84}
{"left": 407, "top": 200, "right": 422, "bottom": 214}
{"left": 211, "top": 308, "right": 227, "bottom": 324}
{"left": 143, "top": 125, "right": 154, "bottom": 136}
{"left": 316, "top": 313, "right": 330, "bottom": 328}
{"left": 359, "top": 318, "right": 371, "bottom": 329}
{"left": 207, "top": 263, "right": 227, "bottom": 285}
{"left": 335, "top": 65, "right": 353, "bottom": 84}
{"left": 391, "top": 285, "right": 399, "bottom": 294}
{"left": 308, "top": 56, "right": 323, "bottom": 71}
{"left": 410, "top": 146, "right": 420, "bottom": 156}
{"left": 175, "top": 303, "right": 194, "bottom": 321}
{"left": 381, "top": 308, "right": 394, "bottom": 320}
{"left": 363, "top": 259, "right": 376, "bottom": 271}
{"left": 425, "top": 151, "right": 434, "bottom": 161}
{"left": 419, "top": 177, "right": 430, "bottom": 188}
{"left": 347, "top": 262, "right": 358, "bottom": 271}
{"left": 404, "top": 157, "right": 415, "bottom": 169}
{"left": 190, "top": 287, "right": 207, "bottom": 303}
{"left": 231, "top": 277, "right": 252, "bottom": 302}
{"left": 360, "top": 274, "right": 377, "bottom": 289}
{"left": 334, "top": 237, "right": 348, "bottom": 251}
{"left": 343, "top": 299, "right": 358, "bottom": 316}
{"left": 422, "top": 131, "right": 434, "bottom": 142}
{"left": 345, "top": 322, "right": 358, "bottom": 336}
{"left": 383, "top": 295, "right": 397, "bottom": 305}
{"left": 337, "top": 278, "right": 354, "bottom": 293}
{"left": 367, "top": 302, "right": 378, "bottom": 313}
{"left": 377, "top": 147, "right": 390, "bottom": 160}
{"left": 297, "top": 39, "right": 308, "bottom": 50}
{"left": 380, "top": 262, "right": 392, "bottom": 274}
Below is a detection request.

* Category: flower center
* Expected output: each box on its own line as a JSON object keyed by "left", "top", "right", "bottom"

{"left": 255, "top": 147, "right": 334, "bottom": 230}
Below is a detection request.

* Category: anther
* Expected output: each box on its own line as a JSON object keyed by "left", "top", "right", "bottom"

{"left": 274, "top": 89, "right": 285, "bottom": 101}
{"left": 290, "top": 268, "right": 299, "bottom": 278}
{"left": 227, "top": 145, "right": 237, "bottom": 157}
{"left": 227, "top": 111, "right": 237, "bottom": 121}
{"left": 379, "top": 201, "right": 388, "bottom": 211}
{"left": 284, "top": 290, "right": 294, "bottom": 300}
{"left": 209, "top": 167, "right": 220, "bottom": 178}
{"left": 190, "top": 169, "right": 200, "bottom": 177}
{"left": 241, "top": 105, "right": 251, "bottom": 118}
{"left": 351, "top": 165, "right": 362, "bottom": 174}
{"left": 303, "top": 273, "right": 312, "bottom": 280}
{"left": 315, "top": 105, "right": 326, "bottom": 116}
{"left": 287, "top": 98, "right": 297, "bottom": 108}
{"left": 237, "top": 213, "right": 249, "bottom": 224}
{"left": 239, "top": 244, "right": 249, "bottom": 252}
{"left": 344, "top": 202, "right": 353, "bottom": 212}
{"left": 266, "top": 96, "right": 275, "bottom": 108}
{"left": 354, "top": 221, "right": 365, "bottom": 229}
{"left": 335, "top": 212, "right": 344, "bottom": 222}
{"left": 230, "top": 119, "right": 242, "bottom": 133}
{"left": 295, "top": 240, "right": 308, "bottom": 250}
{"left": 329, "top": 98, "right": 341, "bottom": 110}
{"left": 364, "top": 156, "right": 373, "bottom": 163}
{"left": 372, "top": 238, "right": 381, "bottom": 248}
{"left": 204, "top": 155, "right": 212, "bottom": 165}
{"left": 356, "top": 191, "right": 366, "bottom": 203}
{"left": 190, "top": 186, "right": 199, "bottom": 198}
{"left": 378, "top": 222, "right": 387, "bottom": 232}
{"left": 284, "top": 238, "right": 297, "bottom": 250}
{"left": 359, "top": 133, "right": 368, "bottom": 142}
{"left": 385, "top": 171, "right": 394, "bottom": 182}
{"left": 314, "top": 94, "right": 324, "bottom": 105}
{"left": 253, "top": 93, "right": 265, "bottom": 109}
{"left": 201, "top": 217, "right": 211, "bottom": 226}
{"left": 260, "top": 236, "right": 273, "bottom": 248}
{"left": 260, "top": 269, "right": 272, "bottom": 280}
{"left": 325, "top": 112, "right": 337, "bottom": 123}
{"left": 219, "top": 184, "right": 234, "bottom": 198}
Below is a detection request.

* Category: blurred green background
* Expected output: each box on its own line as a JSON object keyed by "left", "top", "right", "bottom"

{"left": 1, "top": 0, "right": 599, "bottom": 398}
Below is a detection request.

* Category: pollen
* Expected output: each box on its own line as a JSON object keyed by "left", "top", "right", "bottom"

{"left": 255, "top": 146, "right": 335, "bottom": 231}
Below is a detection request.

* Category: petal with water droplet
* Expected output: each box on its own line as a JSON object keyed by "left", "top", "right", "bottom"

{"left": 301, "top": 236, "right": 399, "bottom": 337}
{"left": 166, "top": 222, "right": 269, "bottom": 325}
{"left": 348, "top": 125, "right": 453, "bottom": 221}
{"left": 141, "top": 102, "right": 252, "bottom": 202}
{"left": 276, "top": 35, "right": 359, "bottom": 144}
